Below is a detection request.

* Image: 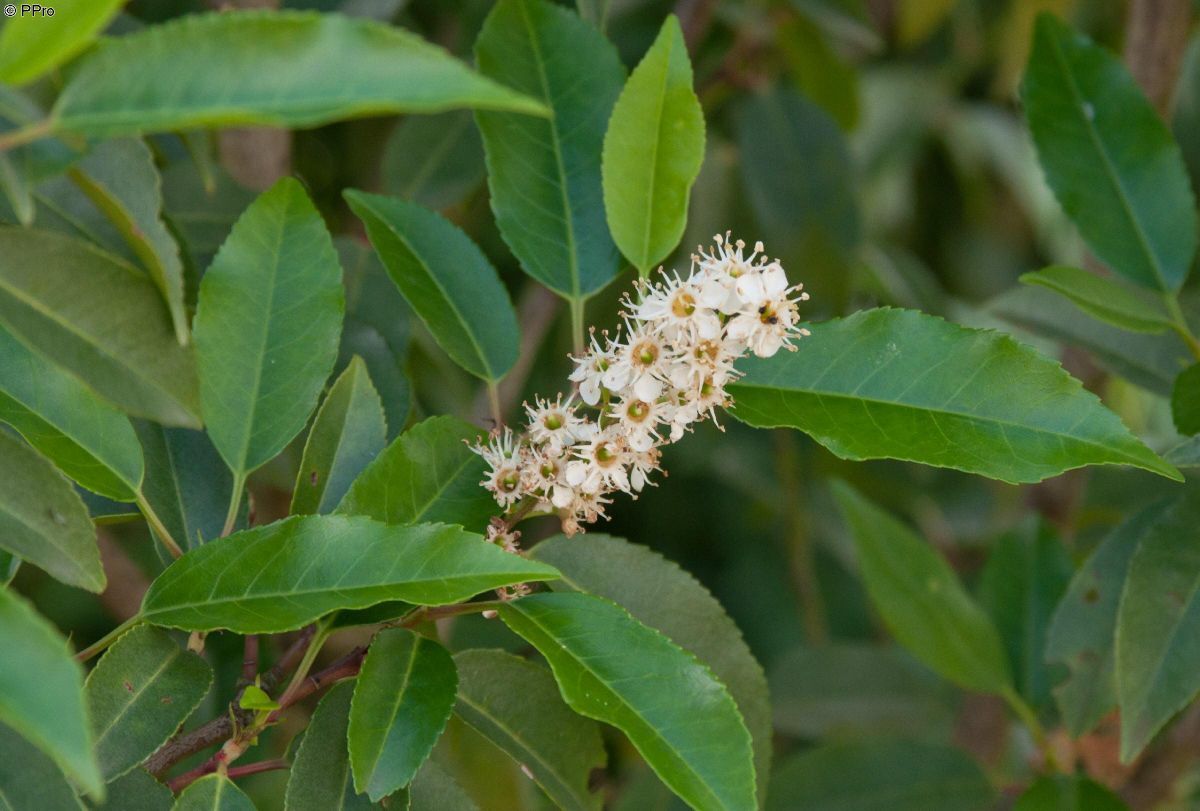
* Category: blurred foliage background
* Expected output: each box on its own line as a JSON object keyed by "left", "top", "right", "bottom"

{"left": 7, "top": 0, "right": 1200, "bottom": 807}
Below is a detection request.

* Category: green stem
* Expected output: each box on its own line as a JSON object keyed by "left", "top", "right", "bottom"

{"left": 1002, "top": 687, "right": 1059, "bottom": 771}
{"left": 136, "top": 492, "right": 184, "bottom": 559}
{"left": 276, "top": 620, "right": 331, "bottom": 707}
{"left": 75, "top": 615, "right": 141, "bottom": 662}
{"left": 1165, "top": 293, "right": 1200, "bottom": 360}
{"left": 569, "top": 296, "right": 586, "bottom": 357}
{"left": 0, "top": 120, "right": 54, "bottom": 152}
{"left": 222, "top": 472, "right": 246, "bottom": 537}
{"left": 487, "top": 380, "right": 503, "bottom": 427}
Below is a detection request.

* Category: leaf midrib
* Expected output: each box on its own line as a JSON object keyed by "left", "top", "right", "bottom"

{"left": 638, "top": 32, "right": 672, "bottom": 267}
{"left": 91, "top": 649, "right": 180, "bottom": 751}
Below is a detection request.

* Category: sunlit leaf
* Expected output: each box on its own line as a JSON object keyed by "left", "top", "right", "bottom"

{"left": 0, "top": 0, "right": 124, "bottom": 86}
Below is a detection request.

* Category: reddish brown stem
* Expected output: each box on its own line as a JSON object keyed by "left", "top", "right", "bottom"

{"left": 240, "top": 635, "right": 259, "bottom": 685}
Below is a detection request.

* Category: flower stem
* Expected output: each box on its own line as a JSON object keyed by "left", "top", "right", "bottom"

{"left": 222, "top": 473, "right": 246, "bottom": 537}
{"left": 569, "top": 296, "right": 586, "bottom": 357}
{"left": 1002, "top": 686, "right": 1059, "bottom": 772}
{"left": 0, "top": 120, "right": 53, "bottom": 152}
{"left": 487, "top": 380, "right": 503, "bottom": 427}
{"left": 136, "top": 492, "right": 184, "bottom": 559}
{"left": 1165, "top": 293, "right": 1200, "bottom": 360}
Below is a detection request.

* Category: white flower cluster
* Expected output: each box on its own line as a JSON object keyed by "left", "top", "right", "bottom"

{"left": 473, "top": 234, "right": 810, "bottom": 540}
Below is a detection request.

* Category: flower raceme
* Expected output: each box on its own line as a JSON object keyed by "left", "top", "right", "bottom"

{"left": 473, "top": 234, "right": 810, "bottom": 541}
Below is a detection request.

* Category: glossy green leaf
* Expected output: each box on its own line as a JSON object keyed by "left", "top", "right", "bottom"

{"left": 766, "top": 740, "right": 994, "bottom": 811}
{"left": 768, "top": 644, "right": 957, "bottom": 740}
{"left": 0, "top": 588, "right": 101, "bottom": 798}
{"left": 344, "top": 192, "right": 518, "bottom": 382}
{"left": 349, "top": 629, "right": 456, "bottom": 800}
{"left": 408, "top": 761, "right": 478, "bottom": 811}
{"left": 601, "top": 15, "right": 705, "bottom": 274}
{"left": 141, "top": 515, "right": 559, "bottom": 633}
{"left": 285, "top": 681, "right": 374, "bottom": 811}
{"left": 834, "top": 482, "right": 1011, "bottom": 694}
{"left": 1172, "top": 363, "right": 1200, "bottom": 435}
{"left": 977, "top": 522, "right": 1072, "bottom": 709}
{"left": 0, "top": 431, "right": 103, "bottom": 592}
{"left": 728, "top": 308, "right": 1181, "bottom": 483}
{"left": 454, "top": 649, "right": 605, "bottom": 811}
{"left": 50, "top": 11, "right": 547, "bottom": 139}
{"left": 337, "top": 416, "right": 494, "bottom": 531}
{"left": 0, "top": 325, "right": 143, "bottom": 501}
{"left": 0, "top": 0, "right": 124, "bottom": 86}
{"left": 1115, "top": 494, "right": 1200, "bottom": 760}
{"left": 193, "top": 177, "right": 344, "bottom": 478}
{"left": 237, "top": 685, "right": 278, "bottom": 712}
{"left": 291, "top": 358, "right": 387, "bottom": 516}
{"left": 531, "top": 534, "right": 770, "bottom": 799}
{"left": 499, "top": 591, "right": 755, "bottom": 811}
{"left": 0, "top": 227, "right": 201, "bottom": 427}
{"left": 67, "top": 139, "right": 189, "bottom": 345}
{"left": 1019, "top": 266, "right": 1174, "bottom": 334}
{"left": 1047, "top": 504, "right": 1166, "bottom": 736}
{"left": 1013, "top": 775, "right": 1128, "bottom": 811}
{"left": 383, "top": 111, "right": 486, "bottom": 210}
{"left": 1022, "top": 14, "right": 1197, "bottom": 291}
{"left": 173, "top": 774, "right": 255, "bottom": 811}
{"left": 86, "top": 625, "right": 212, "bottom": 781}
{"left": 0, "top": 722, "right": 86, "bottom": 811}
{"left": 989, "top": 286, "right": 1193, "bottom": 396}
{"left": 134, "top": 423, "right": 236, "bottom": 550}
{"left": 89, "top": 768, "right": 173, "bottom": 811}
{"left": 474, "top": 0, "right": 624, "bottom": 300}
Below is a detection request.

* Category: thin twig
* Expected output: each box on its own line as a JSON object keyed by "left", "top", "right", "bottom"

{"left": 240, "top": 636, "right": 259, "bottom": 685}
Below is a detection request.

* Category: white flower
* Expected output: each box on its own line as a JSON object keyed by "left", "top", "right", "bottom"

{"left": 696, "top": 234, "right": 766, "bottom": 314}
{"left": 630, "top": 271, "right": 721, "bottom": 342}
{"left": 474, "top": 428, "right": 526, "bottom": 508}
{"left": 566, "top": 426, "right": 632, "bottom": 494}
{"left": 602, "top": 322, "right": 675, "bottom": 402}
{"left": 569, "top": 330, "right": 618, "bottom": 405}
{"left": 727, "top": 264, "right": 810, "bottom": 358}
{"left": 610, "top": 396, "right": 671, "bottom": 452}
{"left": 628, "top": 446, "right": 662, "bottom": 492}
{"left": 524, "top": 394, "right": 594, "bottom": 450}
{"left": 520, "top": 444, "right": 576, "bottom": 510}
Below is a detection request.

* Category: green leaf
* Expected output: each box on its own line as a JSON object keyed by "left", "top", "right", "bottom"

{"left": 728, "top": 308, "right": 1181, "bottom": 484}
{"left": 0, "top": 431, "right": 103, "bottom": 592}
{"left": 291, "top": 358, "right": 387, "bottom": 516}
{"left": 499, "top": 591, "right": 756, "bottom": 811}
{"left": 194, "top": 177, "right": 344, "bottom": 478}
{"left": 1013, "top": 775, "right": 1128, "bottom": 811}
{"left": 67, "top": 139, "right": 189, "bottom": 345}
{"left": 382, "top": 111, "right": 486, "bottom": 210}
{"left": 768, "top": 644, "right": 957, "bottom": 740}
{"left": 1172, "top": 363, "right": 1200, "bottom": 435}
{"left": 344, "top": 192, "right": 518, "bottom": 382}
{"left": 989, "top": 286, "right": 1192, "bottom": 396}
{"left": 474, "top": 0, "right": 625, "bottom": 300}
{"left": 1022, "top": 14, "right": 1197, "bottom": 292}
{"left": 530, "top": 534, "right": 770, "bottom": 800}
{"left": 977, "top": 522, "right": 1072, "bottom": 710}
{"left": 765, "top": 740, "right": 995, "bottom": 811}
{"left": 336, "top": 416, "right": 494, "bottom": 531}
{"left": 454, "top": 649, "right": 606, "bottom": 811}
{"left": 89, "top": 769, "right": 174, "bottom": 811}
{"left": 1019, "top": 266, "right": 1174, "bottom": 334}
{"left": 173, "top": 773, "right": 255, "bottom": 811}
{"left": 349, "top": 629, "right": 456, "bottom": 800}
{"left": 0, "top": 227, "right": 201, "bottom": 427}
{"left": 0, "top": 325, "right": 144, "bottom": 501}
{"left": 1115, "top": 494, "right": 1200, "bottom": 760}
{"left": 0, "top": 588, "right": 101, "bottom": 798}
{"left": 601, "top": 15, "right": 705, "bottom": 274}
{"left": 86, "top": 624, "right": 212, "bottom": 781}
{"left": 1048, "top": 503, "right": 1166, "bottom": 736}
{"left": 50, "top": 11, "right": 547, "bottom": 140}
{"left": 734, "top": 87, "right": 860, "bottom": 268}
{"left": 237, "top": 684, "right": 278, "bottom": 712}
{"left": 0, "top": 721, "right": 86, "bottom": 811}
{"left": 409, "top": 761, "right": 478, "bottom": 811}
{"left": 140, "top": 515, "right": 559, "bottom": 633}
{"left": 0, "top": 0, "right": 124, "bottom": 86}
{"left": 777, "top": 13, "right": 860, "bottom": 130}
{"left": 833, "top": 482, "right": 1011, "bottom": 694}
{"left": 134, "top": 423, "right": 236, "bottom": 550}
{"left": 285, "top": 681, "right": 375, "bottom": 811}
